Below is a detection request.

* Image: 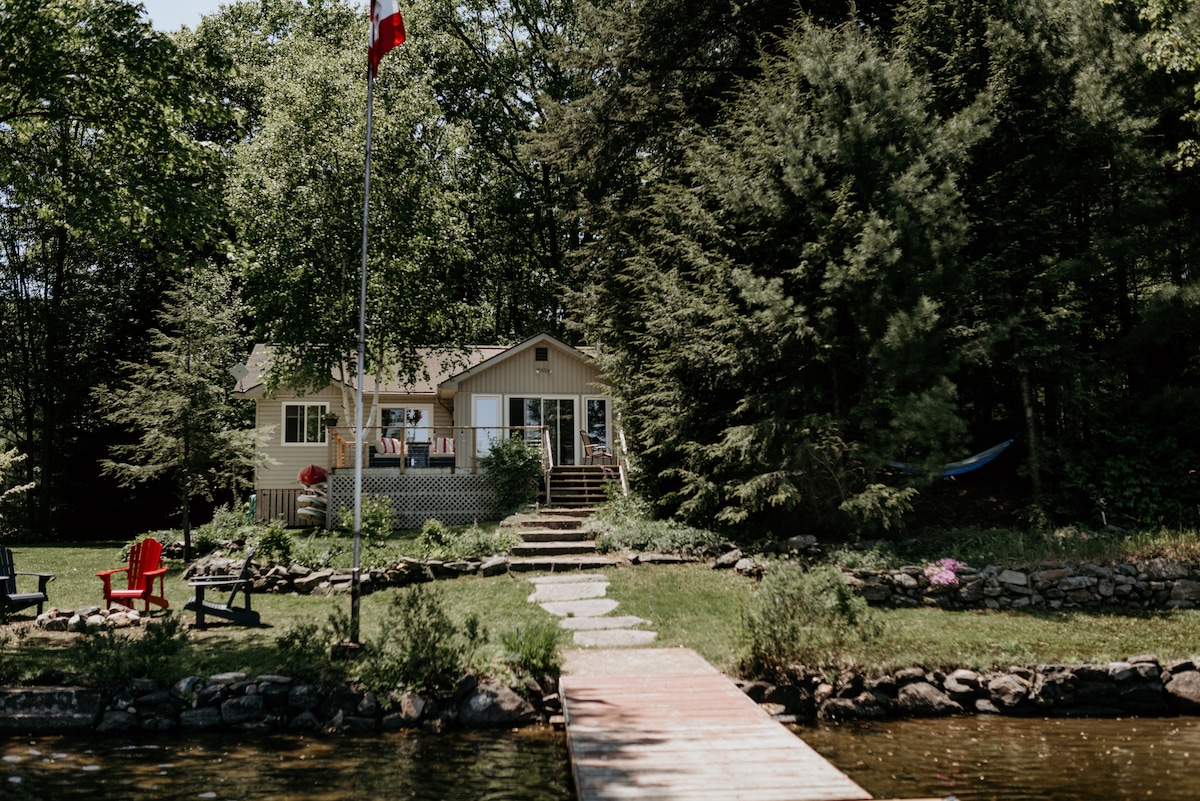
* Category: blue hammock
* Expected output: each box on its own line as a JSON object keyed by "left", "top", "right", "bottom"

{"left": 887, "top": 439, "right": 1014, "bottom": 478}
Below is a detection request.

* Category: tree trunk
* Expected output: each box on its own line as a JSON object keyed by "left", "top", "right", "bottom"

{"left": 1020, "top": 370, "right": 1042, "bottom": 499}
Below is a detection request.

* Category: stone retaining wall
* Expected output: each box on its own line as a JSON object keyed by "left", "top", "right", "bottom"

{"left": 738, "top": 655, "right": 1200, "bottom": 724}
{"left": 843, "top": 557, "right": 1200, "bottom": 610}
{"left": 0, "top": 671, "right": 559, "bottom": 736}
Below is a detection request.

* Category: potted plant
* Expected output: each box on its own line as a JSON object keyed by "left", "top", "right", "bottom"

{"left": 322, "top": 411, "right": 339, "bottom": 427}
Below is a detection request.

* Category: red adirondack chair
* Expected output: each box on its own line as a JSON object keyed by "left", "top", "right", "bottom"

{"left": 97, "top": 537, "right": 169, "bottom": 612}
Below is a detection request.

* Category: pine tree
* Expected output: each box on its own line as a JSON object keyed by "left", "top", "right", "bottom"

{"left": 98, "top": 266, "right": 259, "bottom": 560}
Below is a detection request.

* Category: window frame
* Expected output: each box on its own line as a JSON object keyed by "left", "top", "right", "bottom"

{"left": 282, "top": 402, "right": 329, "bottom": 446}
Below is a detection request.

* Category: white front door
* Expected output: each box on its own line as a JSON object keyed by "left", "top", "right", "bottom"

{"left": 473, "top": 394, "right": 502, "bottom": 458}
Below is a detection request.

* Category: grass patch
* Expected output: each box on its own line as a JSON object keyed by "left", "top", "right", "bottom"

{"left": 605, "top": 563, "right": 753, "bottom": 670}
{"left": 7, "top": 542, "right": 1200, "bottom": 687}
{"left": 882, "top": 526, "right": 1200, "bottom": 569}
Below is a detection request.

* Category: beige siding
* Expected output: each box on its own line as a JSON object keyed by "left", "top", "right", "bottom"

{"left": 255, "top": 387, "right": 341, "bottom": 490}
{"left": 458, "top": 342, "right": 607, "bottom": 397}
{"left": 456, "top": 344, "right": 612, "bottom": 466}
{"left": 255, "top": 389, "right": 455, "bottom": 490}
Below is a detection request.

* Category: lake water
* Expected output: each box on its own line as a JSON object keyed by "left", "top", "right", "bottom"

{"left": 5, "top": 716, "right": 1200, "bottom": 800}
{"left": 800, "top": 715, "right": 1200, "bottom": 800}
{"left": 0, "top": 727, "right": 574, "bottom": 801}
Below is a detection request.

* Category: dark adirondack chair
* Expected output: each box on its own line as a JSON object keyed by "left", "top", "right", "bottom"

{"left": 0, "top": 546, "right": 55, "bottom": 621}
{"left": 97, "top": 537, "right": 169, "bottom": 612}
{"left": 184, "top": 548, "right": 261, "bottom": 629}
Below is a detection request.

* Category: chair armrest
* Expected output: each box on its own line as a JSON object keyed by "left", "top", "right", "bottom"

{"left": 17, "top": 572, "right": 55, "bottom": 593}
{"left": 96, "top": 567, "right": 128, "bottom": 592}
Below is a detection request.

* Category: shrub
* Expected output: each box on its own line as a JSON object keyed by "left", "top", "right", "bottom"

{"left": 838, "top": 483, "right": 920, "bottom": 534}
{"left": 337, "top": 494, "right": 395, "bottom": 539}
{"left": 359, "top": 585, "right": 486, "bottom": 693}
{"left": 417, "top": 520, "right": 522, "bottom": 560}
{"left": 418, "top": 518, "right": 454, "bottom": 550}
{"left": 68, "top": 616, "right": 189, "bottom": 684}
{"left": 255, "top": 518, "right": 294, "bottom": 564}
{"left": 292, "top": 530, "right": 347, "bottom": 570}
{"left": 480, "top": 435, "right": 544, "bottom": 515}
{"left": 274, "top": 610, "right": 352, "bottom": 683}
{"left": 739, "top": 562, "right": 881, "bottom": 680}
{"left": 591, "top": 492, "right": 722, "bottom": 554}
{"left": 500, "top": 617, "right": 564, "bottom": 676}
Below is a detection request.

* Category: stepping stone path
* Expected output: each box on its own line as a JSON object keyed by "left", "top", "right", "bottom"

{"left": 526, "top": 574, "right": 657, "bottom": 647}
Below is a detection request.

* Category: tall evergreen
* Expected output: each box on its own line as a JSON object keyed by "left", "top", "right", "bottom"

{"left": 97, "top": 266, "right": 259, "bottom": 560}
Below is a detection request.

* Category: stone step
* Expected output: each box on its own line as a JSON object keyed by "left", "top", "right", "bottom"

{"left": 508, "top": 554, "right": 626, "bottom": 572}
{"left": 512, "top": 541, "right": 598, "bottom": 557}
{"left": 515, "top": 517, "right": 586, "bottom": 530}
{"left": 539, "top": 506, "right": 600, "bottom": 516}
{"left": 518, "top": 529, "right": 591, "bottom": 543}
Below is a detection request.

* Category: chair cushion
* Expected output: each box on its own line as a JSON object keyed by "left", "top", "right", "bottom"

{"left": 378, "top": 437, "right": 405, "bottom": 455}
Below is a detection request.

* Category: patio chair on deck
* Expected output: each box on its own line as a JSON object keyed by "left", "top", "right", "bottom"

{"left": 581, "top": 431, "right": 615, "bottom": 465}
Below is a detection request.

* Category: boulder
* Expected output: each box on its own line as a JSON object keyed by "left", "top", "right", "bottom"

{"left": 987, "top": 673, "right": 1031, "bottom": 711}
{"left": 220, "top": 694, "right": 266, "bottom": 726}
{"left": 458, "top": 681, "right": 538, "bottom": 727}
{"left": 1164, "top": 670, "right": 1200, "bottom": 713}
{"left": 896, "top": 682, "right": 964, "bottom": 717}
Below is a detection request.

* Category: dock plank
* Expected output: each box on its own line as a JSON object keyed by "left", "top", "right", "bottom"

{"left": 560, "top": 648, "right": 875, "bottom": 801}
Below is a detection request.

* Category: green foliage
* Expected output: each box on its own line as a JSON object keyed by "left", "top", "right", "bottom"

{"left": 739, "top": 563, "right": 882, "bottom": 680}
{"left": 274, "top": 610, "right": 352, "bottom": 683}
{"left": 68, "top": 616, "right": 190, "bottom": 684}
{"left": 838, "top": 484, "right": 921, "bottom": 535}
{"left": 292, "top": 530, "right": 349, "bottom": 571}
{"left": 418, "top": 518, "right": 454, "bottom": 550}
{"left": 338, "top": 494, "right": 395, "bottom": 539}
{"left": 255, "top": 518, "right": 295, "bottom": 564}
{"left": 590, "top": 493, "right": 723, "bottom": 554}
{"left": 359, "top": 585, "right": 487, "bottom": 693}
{"left": 98, "top": 261, "right": 259, "bottom": 556}
{"left": 480, "top": 436, "right": 544, "bottom": 515}
{"left": 0, "top": 449, "right": 35, "bottom": 527}
{"left": 500, "top": 618, "right": 564, "bottom": 676}
{"left": 827, "top": 543, "right": 898, "bottom": 572}
{"left": 418, "top": 519, "right": 522, "bottom": 560}
{"left": 0, "top": 0, "right": 237, "bottom": 540}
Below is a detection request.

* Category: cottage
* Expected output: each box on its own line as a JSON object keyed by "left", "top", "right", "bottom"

{"left": 234, "top": 332, "right": 617, "bottom": 526}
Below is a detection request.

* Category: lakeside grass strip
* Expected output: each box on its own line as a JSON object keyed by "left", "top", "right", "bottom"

{"left": 4, "top": 548, "right": 1200, "bottom": 683}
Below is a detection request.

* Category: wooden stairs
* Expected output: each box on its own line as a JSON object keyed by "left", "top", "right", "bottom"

{"left": 506, "top": 466, "right": 624, "bottom": 571}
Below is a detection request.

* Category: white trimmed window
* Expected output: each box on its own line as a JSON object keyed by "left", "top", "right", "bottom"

{"left": 283, "top": 403, "right": 328, "bottom": 444}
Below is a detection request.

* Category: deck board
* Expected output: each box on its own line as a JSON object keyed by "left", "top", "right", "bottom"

{"left": 559, "top": 648, "right": 875, "bottom": 801}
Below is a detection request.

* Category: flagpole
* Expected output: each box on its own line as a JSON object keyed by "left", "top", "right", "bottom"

{"left": 350, "top": 61, "right": 376, "bottom": 648}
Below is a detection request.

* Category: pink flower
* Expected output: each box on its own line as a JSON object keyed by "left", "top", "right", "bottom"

{"left": 924, "top": 557, "right": 965, "bottom": 587}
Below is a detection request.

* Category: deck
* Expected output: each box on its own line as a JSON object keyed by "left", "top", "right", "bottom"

{"left": 560, "top": 648, "right": 939, "bottom": 801}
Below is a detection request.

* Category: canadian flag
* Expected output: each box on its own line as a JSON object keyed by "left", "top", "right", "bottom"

{"left": 369, "top": 0, "right": 406, "bottom": 77}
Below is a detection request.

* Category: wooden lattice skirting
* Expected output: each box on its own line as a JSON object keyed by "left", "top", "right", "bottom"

{"left": 328, "top": 473, "right": 498, "bottom": 528}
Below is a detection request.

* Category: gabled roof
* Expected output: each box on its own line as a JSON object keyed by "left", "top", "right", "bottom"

{"left": 440, "top": 332, "right": 596, "bottom": 391}
{"left": 234, "top": 333, "right": 595, "bottom": 399}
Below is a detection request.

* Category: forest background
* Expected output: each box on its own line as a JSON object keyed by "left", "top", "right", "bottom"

{"left": 2, "top": 0, "right": 1200, "bottom": 543}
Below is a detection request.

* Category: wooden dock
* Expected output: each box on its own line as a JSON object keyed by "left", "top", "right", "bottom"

{"left": 560, "top": 648, "right": 937, "bottom": 801}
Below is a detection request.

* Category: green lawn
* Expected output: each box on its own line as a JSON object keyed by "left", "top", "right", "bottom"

{"left": 5, "top": 545, "right": 1200, "bottom": 684}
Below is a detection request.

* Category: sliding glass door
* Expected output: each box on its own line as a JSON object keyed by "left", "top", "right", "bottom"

{"left": 509, "top": 397, "right": 576, "bottom": 465}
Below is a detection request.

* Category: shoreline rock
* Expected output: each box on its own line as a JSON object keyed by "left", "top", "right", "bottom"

{"left": 737, "top": 654, "right": 1200, "bottom": 723}
{"left": 0, "top": 670, "right": 561, "bottom": 736}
